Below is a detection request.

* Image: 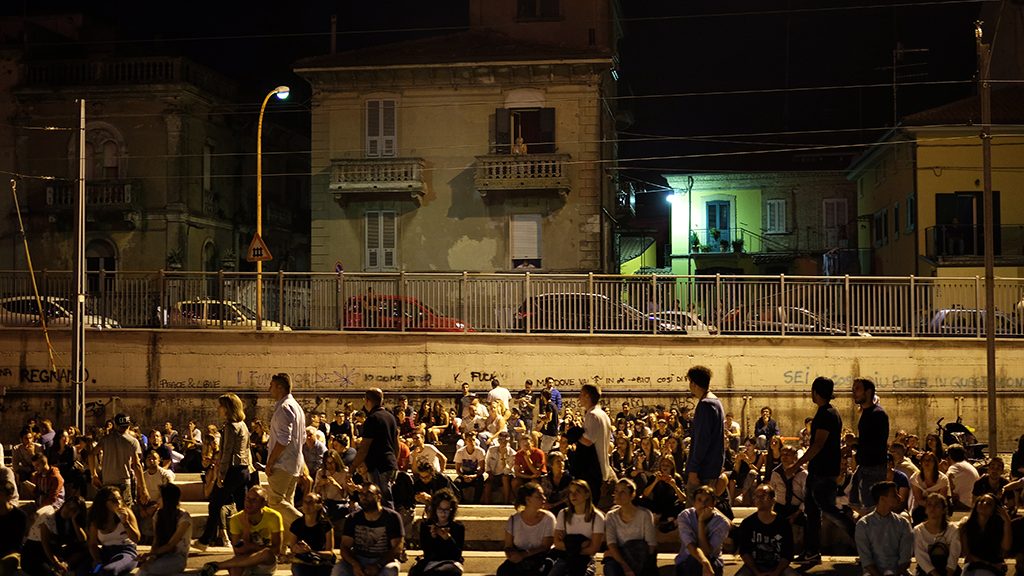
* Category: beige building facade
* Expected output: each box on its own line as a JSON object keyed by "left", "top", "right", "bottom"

{"left": 296, "top": 0, "right": 620, "bottom": 273}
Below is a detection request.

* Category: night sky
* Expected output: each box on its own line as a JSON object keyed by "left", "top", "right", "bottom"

{"left": 4, "top": 0, "right": 988, "bottom": 217}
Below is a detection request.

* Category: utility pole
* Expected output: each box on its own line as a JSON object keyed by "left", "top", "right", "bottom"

{"left": 975, "top": 22, "right": 997, "bottom": 455}
{"left": 72, "top": 99, "right": 86, "bottom": 432}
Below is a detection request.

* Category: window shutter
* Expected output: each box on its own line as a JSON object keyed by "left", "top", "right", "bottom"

{"left": 366, "top": 101, "right": 380, "bottom": 157}
{"left": 381, "top": 100, "right": 396, "bottom": 157}
{"left": 538, "top": 108, "right": 555, "bottom": 153}
{"left": 511, "top": 214, "right": 542, "bottom": 260}
{"left": 366, "top": 211, "right": 380, "bottom": 269}
{"left": 382, "top": 212, "right": 396, "bottom": 268}
{"left": 766, "top": 199, "right": 786, "bottom": 233}
{"left": 495, "top": 108, "right": 511, "bottom": 154}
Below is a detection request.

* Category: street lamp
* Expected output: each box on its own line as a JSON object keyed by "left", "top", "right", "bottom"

{"left": 255, "top": 85, "right": 289, "bottom": 330}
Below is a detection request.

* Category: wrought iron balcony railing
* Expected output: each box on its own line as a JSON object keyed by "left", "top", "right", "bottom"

{"left": 46, "top": 180, "right": 137, "bottom": 207}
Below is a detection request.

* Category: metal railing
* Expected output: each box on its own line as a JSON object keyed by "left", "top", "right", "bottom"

{"left": 0, "top": 270, "right": 1021, "bottom": 337}
{"left": 46, "top": 180, "right": 136, "bottom": 207}
{"left": 925, "top": 225, "right": 1024, "bottom": 259}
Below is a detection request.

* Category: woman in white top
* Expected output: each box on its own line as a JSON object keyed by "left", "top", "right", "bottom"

{"left": 913, "top": 493, "right": 961, "bottom": 576}
{"left": 138, "top": 483, "right": 192, "bottom": 576}
{"left": 314, "top": 449, "right": 354, "bottom": 522}
{"left": 551, "top": 479, "right": 605, "bottom": 576}
{"left": 910, "top": 451, "right": 950, "bottom": 525}
{"left": 603, "top": 478, "right": 657, "bottom": 576}
{"left": 87, "top": 486, "right": 140, "bottom": 576}
{"left": 497, "top": 481, "right": 556, "bottom": 576}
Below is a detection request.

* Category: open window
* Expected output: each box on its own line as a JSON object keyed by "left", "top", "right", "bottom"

{"left": 494, "top": 108, "right": 555, "bottom": 154}
{"left": 511, "top": 214, "right": 542, "bottom": 269}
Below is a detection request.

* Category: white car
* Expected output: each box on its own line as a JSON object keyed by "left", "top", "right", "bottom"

{"left": 651, "top": 311, "right": 718, "bottom": 335}
{"left": 0, "top": 296, "right": 120, "bottom": 329}
{"left": 168, "top": 299, "right": 292, "bottom": 331}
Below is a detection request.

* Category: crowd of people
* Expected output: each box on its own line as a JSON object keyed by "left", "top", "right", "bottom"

{"left": 3, "top": 369, "right": 1024, "bottom": 576}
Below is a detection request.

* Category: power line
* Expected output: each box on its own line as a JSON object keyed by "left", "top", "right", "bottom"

{"left": 621, "top": 0, "right": 995, "bottom": 22}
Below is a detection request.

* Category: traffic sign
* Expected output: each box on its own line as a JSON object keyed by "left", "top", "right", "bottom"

{"left": 247, "top": 233, "right": 273, "bottom": 262}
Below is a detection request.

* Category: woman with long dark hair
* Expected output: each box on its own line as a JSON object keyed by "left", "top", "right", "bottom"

{"left": 314, "top": 449, "right": 353, "bottom": 523}
{"left": 497, "top": 481, "right": 555, "bottom": 576}
{"left": 87, "top": 486, "right": 140, "bottom": 576}
{"left": 194, "top": 393, "right": 252, "bottom": 550}
{"left": 909, "top": 451, "right": 950, "bottom": 525}
{"left": 138, "top": 483, "right": 191, "bottom": 575}
{"left": 410, "top": 488, "right": 465, "bottom": 576}
{"left": 960, "top": 493, "right": 1012, "bottom": 576}
{"left": 550, "top": 480, "right": 605, "bottom": 576}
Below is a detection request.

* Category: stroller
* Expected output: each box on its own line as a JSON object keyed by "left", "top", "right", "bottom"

{"left": 936, "top": 417, "right": 987, "bottom": 462}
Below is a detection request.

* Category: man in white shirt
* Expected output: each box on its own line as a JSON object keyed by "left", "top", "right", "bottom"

{"left": 575, "top": 383, "right": 613, "bottom": 505}
{"left": 945, "top": 443, "right": 980, "bottom": 511}
{"left": 487, "top": 378, "right": 513, "bottom": 412}
{"left": 265, "top": 372, "right": 305, "bottom": 526}
{"left": 409, "top": 432, "right": 446, "bottom": 473}
{"left": 483, "top": 431, "right": 516, "bottom": 504}
{"left": 453, "top": 431, "right": 486, "bottom": 504}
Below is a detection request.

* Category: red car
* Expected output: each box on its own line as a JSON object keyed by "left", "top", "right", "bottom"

{"left": 344, "top": 295, "right": 471, "bottom": 332}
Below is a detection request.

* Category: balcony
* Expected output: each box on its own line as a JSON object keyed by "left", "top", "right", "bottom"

{"left": 474, "top": 154, "right": 571, "bottom": 198}
{"left": 926, "top": 224, "right": 1024, "bottom": 265}
{"left": 46, "top": 180, "right": 137, "bottom": 207}
{"left": 329, "top": 158, "right": 426, "bottom": 205}
{"left": 20, "top": 57, "right": 236, "bottom": 100}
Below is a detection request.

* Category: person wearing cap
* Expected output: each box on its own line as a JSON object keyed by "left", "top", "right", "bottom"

{"left": 266, "top": 373, "right": 306, "bottom": 527}
{"left": 787, "top": 376, "right": 856, "bottom": 565}
{"left": 92, "top": 413, "right": 147, "bottom": 507}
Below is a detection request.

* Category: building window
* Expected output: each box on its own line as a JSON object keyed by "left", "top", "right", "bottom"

{"left": 822, "top": 198, "right": 848, "bottom": 249}
{"left": 494, "top": 108, "right": 555, "bottom": 154}
{"left": 102, "top": 141, "right": 119, "bottom": 178}
{"left": 893, "top": 202, "right": 900, "bottom": 240}
{"left": 873, "top": 208, "right": 889, "bottom": 247}
{"left": 203, "top": 144, "right": 213, "bottom": 192}
{"left": 517, "top": 0, "right": 560, "bottom": 20}
{"left": 365, "top": 210, "right": 397, "bottom": 271}
{"left": 511, "top": 214, "right": 542, "bottom": 269}
{"left": 366, "top": 100, "right": 396, "bottom": 158}
{"left": 906, "top": 195, "right": 916, "bottom": 232}
{"left": 766, "top": 199, "right": 787, "bottom": 233}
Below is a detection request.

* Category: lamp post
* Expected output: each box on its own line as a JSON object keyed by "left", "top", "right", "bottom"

{"left": 255, "top": 85, "right": 289, "bottom": 330}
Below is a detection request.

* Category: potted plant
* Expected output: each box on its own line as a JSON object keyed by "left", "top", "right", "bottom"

{"left": 710, "top": 227, "right": 720, "bottom": 241}
{"left": 732, "top": 238, "right": 745, "bottom": 253}
{"left": 689, "top": 232, "right": 701, "bottom": 253}
{"left": 719, "top": 239, "right": 730, "bottom": 252}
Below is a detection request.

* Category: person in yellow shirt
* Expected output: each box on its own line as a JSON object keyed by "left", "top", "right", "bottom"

{"left": 200, "top": 487, "right": 282, "bottom": 576}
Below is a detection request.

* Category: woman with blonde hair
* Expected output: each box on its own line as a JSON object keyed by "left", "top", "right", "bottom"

{"left": 194, "top": 393, "right": 252, "bottom": 550}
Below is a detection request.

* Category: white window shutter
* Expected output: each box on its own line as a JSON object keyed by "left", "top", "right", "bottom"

{"left": 766, "top": 199, "right": 786, "bottom": 233}
{"left": 382, "top": 211, "right": 396, "bottom": 268}
{"left": 381, "top": 100, "right": 396, "bottom": 157}
{"left": 511, "top": 214, "right": 542, "bottom": 259}
{"left": 366, "top": 101, "right": 381, "bottom": 157}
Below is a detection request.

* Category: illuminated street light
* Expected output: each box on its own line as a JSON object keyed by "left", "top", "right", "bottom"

{"left": 255, "top": 85, "right": 289, "bottom": 330}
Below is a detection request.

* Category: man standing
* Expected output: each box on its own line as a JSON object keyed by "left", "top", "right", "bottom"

{"left": 853, "top": 378, "right": 889, "bottom": 509}
{"left": 487, "top": 378, "right": 513, "bottom": 412}
{"left": 789, "top": 376, "right": 856, "bottom": 565}
{"left": 91, "top": 413, "right": 147, "bottom": 507}
{"left": 536, "top": 389, "right": 560, "bottom": 452}
{"left": 200, "top": 486, "right": 282, "bottom": 576}
{"left": 544, "top": 377, "right": 563, "bottom": 413}
{"left": 573, "top": 383, "right": 613, "bottom": 505}
{"left": 684, "top": 365, "right": 725, "bottom": 503}
{"left": 266, "top": 373, "right": 305, "bottom": 527}
{"left": 351, "top": 388, "right": 399, "bottom": 508}
{"left": 736, "top": 484, "right": 798, "bottom": 576}
{"left": 337, "top": 484, "right": 404, "bottom": 576}
{"left": 854, "top": 481, "right": 913, "bottom": 576}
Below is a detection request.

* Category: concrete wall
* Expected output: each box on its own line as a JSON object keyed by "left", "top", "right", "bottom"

{"left": 2, "top": 329, "right": 1023, "bottom": 451}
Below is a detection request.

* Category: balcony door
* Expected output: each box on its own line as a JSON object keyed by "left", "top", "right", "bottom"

{"left": 935, "top": 191, "right": 1001, "bottom": 256}
{"left": 706, "top": 201, "right": 730, "bottom": 248}
{"left": 822, "top": 198, "right": 849, "bottom": 249}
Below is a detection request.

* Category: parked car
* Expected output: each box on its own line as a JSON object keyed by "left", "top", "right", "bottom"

{"left": 167, "top": 299, "right": 292, "bottom": 331}
{"left": 515, "top": 292, "right": 683, "bottom": 333}
{"left": 344, "top": 294, "right": 470, "bottom": 332}
{"left": 650, "top": 311, "right": 718, "bottom": 335}
{"left": 719, "top": 305, "right": 862, "bottom": 336}
{"left": 0, "top": 296, "right": 120, "bottom": 329}
{"left": 924, "top": 306, "right": 1019, "bottom": 336}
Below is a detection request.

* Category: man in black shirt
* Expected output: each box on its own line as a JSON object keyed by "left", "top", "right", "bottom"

{"left": 736, "top": 484, "right": 798, "bottom": 576}
{"left": 789, "top": 376, "right": 856, "bottom": 564}
{"left": 338, "top": 484, "right": 403, "bottom": 576}
{"left": 351, "top": 388, "right": 399, "bottom": 509}
{"left": 852, "top": 378, "right": 889, "bottom": 509}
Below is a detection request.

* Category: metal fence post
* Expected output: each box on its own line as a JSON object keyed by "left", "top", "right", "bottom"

{"left": 651, "top": 273, "right": 658, "bottom": 335}
{"left": 217, "top": 270, "right": 225, "bottom": 330}
{"left": 461, "top": 271, "right": 468, "bottom": 333}
{"left": 844, "top": 275, "right": 851, "bottom": 337}
{"left": 277, "top": 269, "right": 285, "bottom": 330}
{"left": 400, "top": 270, "right": 407, "bottom": 332}
{"left": 909, "top": 275, "right": 916, "bottom": 337}
{"left": 158, "top": 269, "right": 166, "bottom": 327}
{"left": 975, "top": 275, "right": 982, "bottom": 338}
{"left": 714, "top": 273, "right": 722, "bottom": 331}
{"left": 588, "top": 273, "right": 595, "bottom": 334}
{"left": 525, "top": 272, "right": 532, "bottom": 334}
{"left": 780, "top": 274, "right": 787, "bottom": 337}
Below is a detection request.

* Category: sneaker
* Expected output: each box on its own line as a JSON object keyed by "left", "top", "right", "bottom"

{"left": 799, "top": 553, "right": 821, "bottom": 565}
{"left": 191, "top": 540, "right": 209, "bottom": 552}
{"left": 200, "top": 562, "right": 218, "bottom": 576}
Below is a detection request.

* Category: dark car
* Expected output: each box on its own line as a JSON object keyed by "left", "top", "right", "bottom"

{"left": 515, "top": 292, "right": 682, "bottom": 333}
{"left": 345, "top": 295, "right": 470, "bottom": 332}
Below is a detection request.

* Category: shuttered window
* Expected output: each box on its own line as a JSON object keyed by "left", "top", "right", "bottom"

{"left": 766, "top": 199, "right": 786, "bottom": 233}
{"left": 365, "top": 211, "right": 397, "bottom": 271}
{"left": 511, "top": 214, "right": 542, "bottom": 269}
{"left": 823, "top": 198, "right": 849, "bottom": 249}
{"left": 366, "top": 99, "right": 396, "bottom": 158}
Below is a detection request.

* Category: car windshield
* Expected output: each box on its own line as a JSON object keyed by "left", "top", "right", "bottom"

{"left": 232, "top": 302, "right": 258, "bottom": 320}
{"left": 50, "top": 298, "right": 100, "bottom": 317}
